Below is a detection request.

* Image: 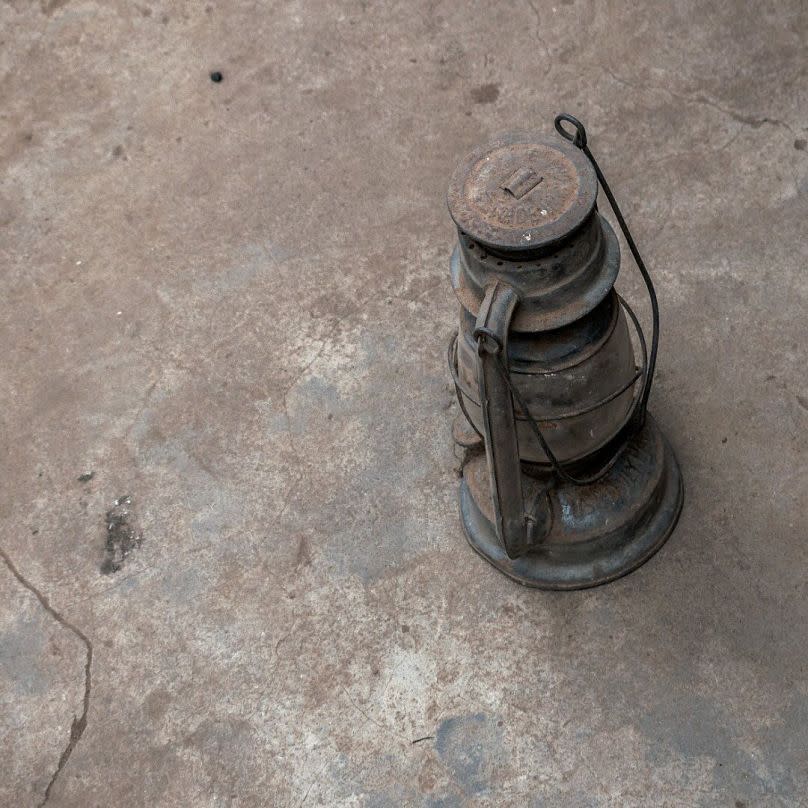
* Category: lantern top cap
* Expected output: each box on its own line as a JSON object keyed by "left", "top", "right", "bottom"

{"left": 447, "top": 130, "right": 598, "bottom": 251}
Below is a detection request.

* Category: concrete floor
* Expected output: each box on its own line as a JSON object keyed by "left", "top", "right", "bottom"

{"left": 1, "top": 1, "right": 807, "bottom": 806}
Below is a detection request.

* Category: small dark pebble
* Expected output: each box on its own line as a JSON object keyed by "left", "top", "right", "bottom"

{"left": 210, "top": 71, "right": 223, "bottom": 83}
{"left": 31, "top": 529, "right": 38, "bottom": 535}
{"left": 721, "top": 437, "right": 727, "bottom": 444}
{"left": 78, "top": 472, "right": 95, "bottom": 482}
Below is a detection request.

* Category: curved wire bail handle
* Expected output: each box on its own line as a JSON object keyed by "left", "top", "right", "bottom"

{"left": 555, "top": 113, "right": 588, "bottom": 149}
{"left": 554, "top": 113, "right": 660, "bottom": 423}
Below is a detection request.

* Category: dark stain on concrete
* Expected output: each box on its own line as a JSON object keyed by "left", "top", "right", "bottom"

{"left": 471, "top": 83, "right": 500, "bottom": 104}
{"left": 40, "top": 0, "right": 70, "bottom": 14}
{"left": 295, "top": 535, "right": 312, "bottom": 569}
{"left": 144, "top": 688, "right": 171, "bottom": 722}
{"left": 101, "top": 495, "right": 143, "bottom": 575}
{"left": 794, "top": 138, "right": 807, "bottom": 151}
{"left": 755, "top": 695, "right": 808, "bottom": 799}
{"left": 425, "top": 797, "right": 463, "bottom": 808}
{"left": 435, "top": 713, "right": 500, "bottom": 795}
{"left": 638, "top": 692, "right": 793, "bottom": 800}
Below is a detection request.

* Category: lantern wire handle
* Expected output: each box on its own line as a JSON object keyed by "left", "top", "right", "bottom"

{"left": 554, "top": 113, "right": 659, "bottom": 422}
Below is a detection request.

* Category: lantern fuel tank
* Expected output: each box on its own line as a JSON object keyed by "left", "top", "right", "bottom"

{"left": 447, "top": 116, "right": 683, "bottom": 589}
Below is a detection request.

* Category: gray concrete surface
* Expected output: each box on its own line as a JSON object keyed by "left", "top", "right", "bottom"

{"left": 1, "top": 1, "right": 807, "bottom": 806}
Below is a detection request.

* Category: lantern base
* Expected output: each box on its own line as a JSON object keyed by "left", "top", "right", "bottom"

{"left": 458, "top": 415, "right": 683, "bottom": 590}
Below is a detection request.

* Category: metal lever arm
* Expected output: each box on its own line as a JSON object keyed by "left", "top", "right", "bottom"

{"left": 474, "top": 282, "right": 538, "bottom": 559}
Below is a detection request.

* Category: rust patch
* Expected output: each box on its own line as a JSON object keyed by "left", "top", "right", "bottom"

{"left": 471, "top": 83, "right": 500, "bottom": 104}
{"left": 447, "top": 131, "right": 597, "bottom": 250}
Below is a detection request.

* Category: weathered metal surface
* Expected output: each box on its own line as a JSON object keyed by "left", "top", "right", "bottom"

{"left": 459, "top": 416, "right": 683, "bottom": 589}
{"left": 447, "top": 131, "right": 598, "bottom": 251}
{"left": 472, "top": 282, "right": 535, "bottom": 557}
{"left": 447, "top": 122, "right": 682, "bottom": 584}
{"left": 453, "top": 290, "right": 637, "bottom": 464}
{"left": 450, "top": 213, "right": 622, "bottom": 332}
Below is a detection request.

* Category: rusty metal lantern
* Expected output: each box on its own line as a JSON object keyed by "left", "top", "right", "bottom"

{"left": 447, "top": 114, "right": 683, "bottom": 589}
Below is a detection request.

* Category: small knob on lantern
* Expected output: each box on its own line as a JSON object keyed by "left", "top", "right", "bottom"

{"left": 500, "top": 167, "right": 543, "bottom": 200}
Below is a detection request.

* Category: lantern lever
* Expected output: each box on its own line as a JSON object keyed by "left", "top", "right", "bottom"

{"left": 474, "top": 282, "right": 550, "bottom": 558}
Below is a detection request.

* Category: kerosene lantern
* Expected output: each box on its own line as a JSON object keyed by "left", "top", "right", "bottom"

{"left": 447, "top": 114, "right": 683, "bottom": 589}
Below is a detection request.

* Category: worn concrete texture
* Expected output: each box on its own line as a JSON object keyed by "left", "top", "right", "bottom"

{"left": 1, "top": 0, "right": 807, "bottom": 805}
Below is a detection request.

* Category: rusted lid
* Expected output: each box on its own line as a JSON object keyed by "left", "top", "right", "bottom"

{"left": 447, "top": 131, "right": 597, "bottom": 250}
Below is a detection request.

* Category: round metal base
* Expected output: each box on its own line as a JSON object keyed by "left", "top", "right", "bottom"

{"left": 458, "top": 416, "right": 683, "bottom": 590}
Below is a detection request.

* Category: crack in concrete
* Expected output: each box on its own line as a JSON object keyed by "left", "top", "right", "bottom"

{"left": 276, "top": 318, "right": 341, "bottom": 524}
{"left": 280, "top": 325, "right": 336, "bottom": 427}
{"left": 638, "top": 127, "right": 744, "bottom": 172}
{"left": 602, "top": 66, "right": 797, "bottom": 135}
{"left": 338, "top": 685, "right": 410, "bottom": 744}
{"left": 297, "top": 756, "right": 334, "bottom": 807}
{"left": 524, "top": 0, "right": 551, "bottom": 59}
{"left": 123, "top": 376, "right": 159, "bottom": 446}
{"left": 0, "top": 545, "right": 93, "bottom": 807}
